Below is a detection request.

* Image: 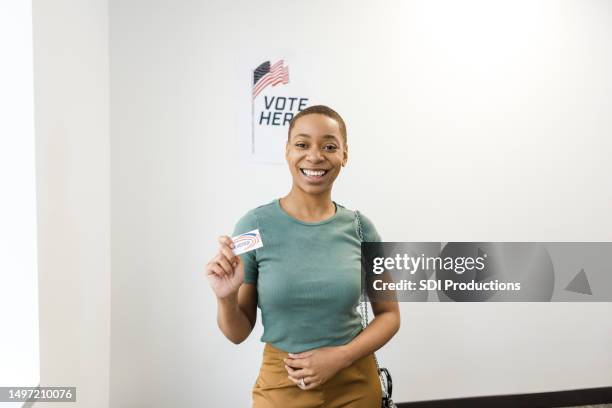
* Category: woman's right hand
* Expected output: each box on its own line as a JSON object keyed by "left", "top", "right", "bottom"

{"left": 205, "top": 235, "right": 244, "bottom": 300}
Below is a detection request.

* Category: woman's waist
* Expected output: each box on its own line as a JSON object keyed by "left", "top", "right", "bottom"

{"left": 262, "top": 328, "right": 363, "bottom": 357}
{"left": 260, "top": 313, "right": 362, "bottom": 343}
{"left": 263, "top": 342, "right": 289, "bottom": 356}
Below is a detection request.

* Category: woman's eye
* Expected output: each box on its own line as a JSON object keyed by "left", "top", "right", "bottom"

{"left": 324, "top": 145, "right": 338, "bottom": 151}
{"left": 295, "top": 143, "right": 307, "bottom": 148}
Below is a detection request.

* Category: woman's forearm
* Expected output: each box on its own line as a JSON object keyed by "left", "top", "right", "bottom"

{"left": 338, "top": 310, "right": 400, "bottom": 368}
{"left": 217, "top": 295, "right": 253, "bottom": 344}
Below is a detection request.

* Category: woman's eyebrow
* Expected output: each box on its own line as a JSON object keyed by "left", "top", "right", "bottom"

{"left": 294, "top": 133, "right": 339, "bottom": 141}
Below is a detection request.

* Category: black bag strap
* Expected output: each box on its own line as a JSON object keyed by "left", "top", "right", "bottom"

{"left": 355, "top": 210, "right": 394, "bottom": 400}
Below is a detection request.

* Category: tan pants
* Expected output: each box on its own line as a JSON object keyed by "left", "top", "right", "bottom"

{"left": 252, "top": 343, "right": 382, "bottom": 408}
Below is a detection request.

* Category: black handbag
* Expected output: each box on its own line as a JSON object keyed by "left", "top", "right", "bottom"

{"left": 354, "top": 210, "right": 396, "bottom": 408}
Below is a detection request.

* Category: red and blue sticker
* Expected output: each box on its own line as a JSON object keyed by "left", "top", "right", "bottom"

{"left": 231, "top": 229, "right": 263, "bottom": 255}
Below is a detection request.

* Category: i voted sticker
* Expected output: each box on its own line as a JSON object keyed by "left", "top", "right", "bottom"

{"left": 231, "top": 229, "right": 263, "bottom": 255}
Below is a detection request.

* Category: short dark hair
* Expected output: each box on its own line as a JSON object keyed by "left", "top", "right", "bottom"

{"left": 287, "top": 105, "right": 347, "bottom": 145}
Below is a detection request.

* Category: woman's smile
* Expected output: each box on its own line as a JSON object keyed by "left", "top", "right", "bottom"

{"left": 299, "top": 167, "right": 330, "bottom": 183}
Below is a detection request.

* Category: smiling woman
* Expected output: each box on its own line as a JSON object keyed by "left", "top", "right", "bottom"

{"left": 284, "top": 107, "right": 347, "bottom": 207}
{"left": 205, "top": 105, "right": 400, "bottom": 408}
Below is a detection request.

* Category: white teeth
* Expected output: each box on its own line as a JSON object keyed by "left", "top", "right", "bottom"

{"left": 301, "top": 169, "right": 326, "bottom": 177}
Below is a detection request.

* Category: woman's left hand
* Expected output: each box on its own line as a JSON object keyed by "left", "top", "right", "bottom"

{"left": 283, "top": 346, "right": 350, "bottom": 390}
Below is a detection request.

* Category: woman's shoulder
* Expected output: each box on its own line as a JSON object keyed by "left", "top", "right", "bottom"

{"left": 232, "top": 199, "right": 276, "bottom": 235}
{"left": 336, "top": 203, "right": 382, "bottom": 242}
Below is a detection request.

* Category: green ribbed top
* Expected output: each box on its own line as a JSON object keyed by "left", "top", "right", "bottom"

{"left": 232, "top": 198, "right": 381, "bottom": 353}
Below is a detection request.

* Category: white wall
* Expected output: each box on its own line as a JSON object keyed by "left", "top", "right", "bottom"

{"left": 106, "top": 0, "right": 612, "bottom": 406}
{"left": 0, "top": 2, "right": 39, "bottom": 404}
{"left": 32, "top": 0, "right": 111, "bottom": 407}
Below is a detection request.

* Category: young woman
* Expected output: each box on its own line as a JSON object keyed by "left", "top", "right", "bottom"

{"left": 206, "top": 105, "right": 400, "bottom": 407}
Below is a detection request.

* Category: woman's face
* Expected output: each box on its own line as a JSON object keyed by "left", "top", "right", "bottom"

{"left": 285, "top": 113, "right": 347, "bottom": 196}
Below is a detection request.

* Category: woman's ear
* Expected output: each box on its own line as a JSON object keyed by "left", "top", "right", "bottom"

{"left": 342, "top": 144, "right": 348, "bottom": 167}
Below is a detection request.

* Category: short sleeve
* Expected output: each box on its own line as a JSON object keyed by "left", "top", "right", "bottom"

{"left": 359, "top": 212, "right": 382, "bottom": 242}
{"left": 231, "top": 210, "right": 259, "bottom": 284}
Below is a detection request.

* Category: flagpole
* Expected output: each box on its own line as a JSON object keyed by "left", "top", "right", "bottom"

{"left": 251, "top": 70, "right": 255, "bottom": 155}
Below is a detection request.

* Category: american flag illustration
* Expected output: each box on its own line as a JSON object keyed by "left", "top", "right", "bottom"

{"left": 252, "top": 60, "right": 289, "bottom": 99}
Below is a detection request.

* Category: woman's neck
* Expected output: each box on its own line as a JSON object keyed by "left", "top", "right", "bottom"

{"left": 280, "top": 188, "right": 335, "bottom": 222}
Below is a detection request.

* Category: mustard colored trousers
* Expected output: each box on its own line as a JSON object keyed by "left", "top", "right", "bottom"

{"left": 252, "top": 343, "right": 382, "bottom": 408}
